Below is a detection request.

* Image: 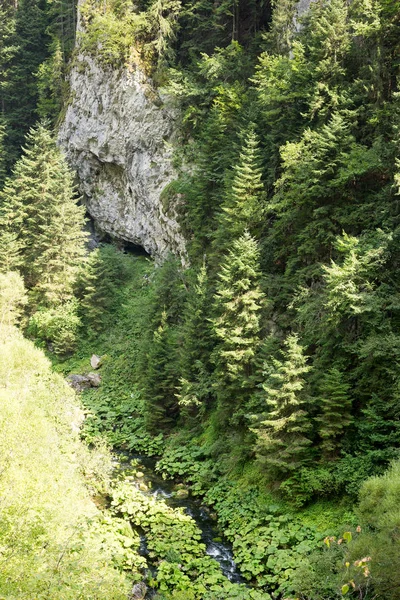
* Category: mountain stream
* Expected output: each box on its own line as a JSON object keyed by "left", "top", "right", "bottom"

{"left": 114, "top": 453, "right": 243, "bottom": 584}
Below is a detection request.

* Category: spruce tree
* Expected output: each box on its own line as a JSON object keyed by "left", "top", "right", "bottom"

{"left": 0, "top": 122, "right": 6, "bottom": 188}
{"left": 0, "top": 122, "right": 87, "bottom": 307}
{"left": 36, "top": 40, "right": 64, "bottom": 124}
{"left": 215, "top": 125, "right": 265, "bottom": 252}
{"left": 143, "top": 311, "right": 180, "bottom": 432}
{"left": 212, "top": 232, "right": 265, "bottom": 428}
{"left": 2, "top": 0, "right": 50, "bottom": 169}
{"left": 315, "top": 367, "right": 352, "bottom": 460}
{"left": 178, "top": 262, "right": 215, "bottom": 417}
{"left": 253, "top": 334, "right": 312, "bottom": 480}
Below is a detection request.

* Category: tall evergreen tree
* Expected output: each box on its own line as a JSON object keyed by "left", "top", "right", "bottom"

{"left": 143, "top": 311, "right": 180, "bottom": 432}
{"left": 0, "top": 122, "right": 6, "bottom": 188}
{"left": 315, "top": 367, "right": 352, "bottom": 460}
{"left": 252, "top": 334, "right": 312, "bottom": 480}
{"left": 215, "top": 124, "right": 265, "bottom": 251}
{"left": 178, "top": 262, "right": 215, "bottom": 417}
{"left": 2, "top": 0, "right": 50, "bottom": 169}
{"left": 0, "top": 122, "right": 87, "bottom": 307}
{"left": 212, "top": 232, "right": 265, "bottom": 428}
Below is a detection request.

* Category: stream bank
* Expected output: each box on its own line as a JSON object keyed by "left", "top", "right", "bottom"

{"left": 113, "top": 453, "right": 243, "bottom": 587}
{"left": 110, "top": 453, "right": 270, "bottom": 600}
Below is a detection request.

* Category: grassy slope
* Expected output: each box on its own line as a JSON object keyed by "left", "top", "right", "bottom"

{"left": 0, "top": 322, "right": 139, "bottom": 599}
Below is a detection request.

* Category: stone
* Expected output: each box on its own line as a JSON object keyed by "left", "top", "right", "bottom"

{"left": 129, "top": 582, "right": 147, "bottom": 600}
{"left": 59, "top": 4, "right": 187, "bottom": 263}
{"left": 139, "top": 482, "right": 148, "bottom": 492}
{"left": 66, "top": 372, "right": 101, "bottom": 392}
{"left": 87, "top": 372, "right": 101, "bottom": 387}
{"left": 66, "top": 374, "right": 92, "bottom": 393}
{"left": 175, "top": 488, "right": 189, "bottom": 499}
{"left": 135, "top": 471, "right": 145, "bottom": 478}
{"left": 90, "top": 354, "right": 102, "bottom": 369}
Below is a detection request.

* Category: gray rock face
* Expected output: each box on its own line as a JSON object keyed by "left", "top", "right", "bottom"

{"left": 59, "top": 52, "right": 186, "bottom": 262}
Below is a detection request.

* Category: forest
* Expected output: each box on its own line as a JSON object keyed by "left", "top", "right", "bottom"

{"left": 1, "top": 0, "right": 400, "bottom": 598}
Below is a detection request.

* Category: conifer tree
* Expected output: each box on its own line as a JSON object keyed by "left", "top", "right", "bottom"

{"left": 0, "top": 122, "right": 6, "bottom": 188}
{"left": 147, "top": 0, "right": 182, "bottom": 70}
{"left": 212, "top": 232, "right": 265, "bottom": 427}
{"left": 77, "top": 246, "right": 122, "bottom": 331}
{"left": 305, "top": 0, "right": 350, "bottom": 120}
{"left": 36, "top": 40, "right": 64, "bottom": 124}
{"left": 315, "top": 367, "right": 352, "bottom": 460}
{"left": 216, "top": 125, "right": 264, "bottom": 251}
{"left": 2, "top": 0, "right": 50, "bottom": 169}
{"left": 178, "top": 262, "right": 215, "bottom": 416}
{"left": 143, "top": 311, "right": 180, "bottom": 432}
{"left": 0, "top": 122, "right": 87, "bottom": 307}
{"left": 252, "top": 334, "right": 312, "bottom": 480}
{"left": 0, "top": 231, "right": 22, "bottom": 273}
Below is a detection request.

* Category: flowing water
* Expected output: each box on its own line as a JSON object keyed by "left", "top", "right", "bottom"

{"left": 115, "top": 452, "right": 243, "bottom": 584}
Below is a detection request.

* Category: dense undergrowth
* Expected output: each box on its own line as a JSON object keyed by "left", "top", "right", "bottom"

{"left": 55, "top": 247, "right": 400, "bottom": 599}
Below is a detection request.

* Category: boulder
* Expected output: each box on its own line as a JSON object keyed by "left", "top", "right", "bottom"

{"left": 87, "top": 372, "right": 101, "bottom": 387}
{"left": 67, "top": 372, "right": 101, "bottom": 392}
{"left": 90, "top": 354, "right": 102, "bottom": 369}
{"left": 129, "top": 582, "right": 147, "bottom": 600}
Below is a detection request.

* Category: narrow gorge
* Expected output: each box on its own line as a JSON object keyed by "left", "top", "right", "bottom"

{"left": 1, "top": 0, "right": 400, "bottom": 598}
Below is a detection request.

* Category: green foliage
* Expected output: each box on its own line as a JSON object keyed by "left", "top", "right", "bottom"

{"left": 0, "top": 271, "right": 27, "bottom": 327}
{"left": 79, "top": 0, "right": 181, "bottom": 73}
{"left": 77, "top": 244, "right": 130, "bottom": 333}
{"left": 215, "top": 125, "right": 265, "bottom": 250}
{"left": 204, "top": 482, "right": 323, "bottom": 596}
{"left": 112, "top": 481, "right": 270, "bottom": 599}
{"left": 212, "top": 232, "right": 265, "bottom": 428}
{"left": 1, "top": 0, "right": 51, "bottom": 170}
{"left": 36, "top": 39, "right": 65, "bottom": 123}
{"left": 252, "top": 334, "right": 312, "bottom": 480}
{"left": 0, "top": 122, "right": 87, "bottom": 309}
{"left": 27, "top": 298, "right": 81, "bottom": 354}
{"left": 0, "top": 324, "right": 137, "bottom": 598}
{"left": 177, "top": 262, "right": 215, "bottom": 417}
{"left": 347, "top": 460, "right": 400, "bottom": 599}
{"left": 316, "top": 368, "right": 352, "bottom": 459}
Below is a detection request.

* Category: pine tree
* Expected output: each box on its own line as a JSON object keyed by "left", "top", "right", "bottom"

{"left": 0, "top": 230, "right": 22, "bottom": 273}
{"left": 0, "top": 271, "right": 27, "bottom": 327}
{"left": 215, "top": 125, "right": 265, "bottom": 251}
{"left": 177, "top": 261, "right": 215, "bottom": 416}
{"left": 78, "top": 248, "right": 116, "bottom": 331}
{"left": 0, "top": 122, "right": 87, "bottom": 307}
{"left": 77, "top": 245, "right": 128, "bottom": 331}
{"left": 315, "top": 367, "right": 352, "bottom": 460}
{"left": 305, "top": 0, "right": 351, "bottom": 120}
{"left": 36, "top": 39, "right": 65, "bottom": 124}
{"left": 252, "top": 334, "right": 312, "bottom": 480}
{"left": 146, "top": 0, "right": 182, "bottom": 70}
{"left": 212, "top": 232, "right": 265, "bottom": 427}
{"left": 2, "top": 0, "right": 50, "bottom": 169}
{"left": 0, "top": 122, "right": 7, "bottom": 188}
{"left": 143, "top": 311, "right": 180, "bottom": 432}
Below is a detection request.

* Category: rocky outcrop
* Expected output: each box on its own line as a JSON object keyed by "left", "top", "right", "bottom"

{"left": 67, "top": 372, "right": 101, "bottom": 392}
{"left": 59, "top": 52, "right": 186, "bottom": 262}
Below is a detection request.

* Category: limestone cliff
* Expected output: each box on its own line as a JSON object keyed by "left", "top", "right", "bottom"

{"left": 59, "top": 53, "right": 186, "bottom": 261}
